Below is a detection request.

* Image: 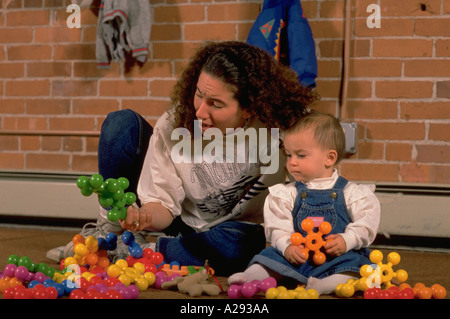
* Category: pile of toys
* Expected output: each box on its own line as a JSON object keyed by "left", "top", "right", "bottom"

{"left": 0, "top": 230, "right": 220, "bottom": 299}
{"left": 334, "top": 250, "right": 446, "bottom": 299}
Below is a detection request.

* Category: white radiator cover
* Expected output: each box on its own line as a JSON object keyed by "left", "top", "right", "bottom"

{"left": 0, "top": 174, "right": 449, "bottom": 238}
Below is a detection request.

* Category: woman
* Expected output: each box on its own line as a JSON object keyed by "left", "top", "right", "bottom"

{"left": 49, "top": 41, "right": 318, "bottom": 275}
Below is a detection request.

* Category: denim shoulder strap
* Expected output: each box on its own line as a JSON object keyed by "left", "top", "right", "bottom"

{"left": 333, "top": 176, "right": 348, "bottom": 190}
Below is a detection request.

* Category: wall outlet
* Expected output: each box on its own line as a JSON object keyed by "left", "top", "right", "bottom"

{"left": 340, "top": 122, "right": 357, "bottom": 154}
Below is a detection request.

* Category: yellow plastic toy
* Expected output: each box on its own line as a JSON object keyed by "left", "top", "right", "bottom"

{"left": 335, "top": 250, "right": 408, "bottom": 298}
{"left": 360, "top": 250, "right": 408, "bottom": 289}
{"left": 106, "top": 259, "right": 156, "bottom": 291}
{"left": 290, "top": 219, "right": 333, "bottom": 265}
{"left": 265, "top": 285, "right": 319, "bottom": 299}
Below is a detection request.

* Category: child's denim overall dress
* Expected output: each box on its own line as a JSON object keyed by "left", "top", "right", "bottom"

{"left": 250, "top": 176, "right": 371, "bottom": 283}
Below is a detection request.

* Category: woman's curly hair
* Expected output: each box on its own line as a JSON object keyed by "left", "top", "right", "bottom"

{"left": 168, "top": 41, "right": 319, "bottom": 133}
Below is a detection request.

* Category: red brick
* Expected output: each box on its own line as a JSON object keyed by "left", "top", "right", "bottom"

{"left": 0, "top": 63, "right": 25, "bottom": 78}
{"left": 6, "top": 80, "right": 50, "bottom": 96}
{"left": 309, "top": 20, "right": 344, "bottom": 38}
{"left": 73, "top": 62, "right": 121, "bottom": 78}
{"left": 356, "top": 141, "right": 384, "bottom": 160}
{"left": 124, "top": 61, "right": 173, "bottom": 78}
{"left": 150, "top": 79, "right": 176, "bottom": 98}
{"left": 99, "top": 80, "right": 148, "bottom": 97}
{"left": 436, "top": 39, "right": 450, "bottom": 57}
{"left": 405, "top": 59, "right": 450, "bottom": 77}
{"left": 0, "top": 28, "right": 33, "bottom": 43}
{"left": 150, "top": 25, "right": 182, "bottom": 41}
{"left": 86, "top": 136, "right": 100, "bottom": 153}
{"left": 6, "top": 10, "right": 50, "bottom": 26}
{"left": 154, "top": 5, "right": 205, "bottom": 23}
{"left": 72, "top": 99, "right": 119, "bottom": 115}
{"left": 429, "top": 124, "right": 450, "bottom": 142}
{"left": 52, "top": 80, "right": 97, "bottom": 96}
{"left": 365, "top": 122, "right": 425, "bottom": 140}
{"left": 207, "top": 3, "right": 260, "bottom": 21}
{"left": 72, "top": 154, "right": 98, "bottom": 172}
{"left": 347, "top": 100, "right": 398, "bottom": 120}
{"left": 0, "top": 153, "right": 24, "bottom": 170}
{"left": 185, "top": 23, "right": 236, "bottom": 41}
{"left": 27, "top": 62, "right": 71, "bottom": 77}
{"left": 401, "top": 102, "right": 450, "bottom": 119}
{"left": 437, "top": 81, "right": 450, "bottom": 98}
{"left": 26, "top": 99, "right": 71, "bottom": 115}
{"left": 26, "top": 153, "right": 70, "bottom": 171}
{"left": 351, "top": 59, "right": 402, "bottom": 77}
{"left": 54, "top": 44, "right": 96, "bottom": 60}
{"left": 35, "top": 27, "right": 81, "bottom": 43}
{"left": 63, "top": 137, "right": 83, "bottom": 152}
{"left": 373, "top": 39, "right": 432, "bottom": 57}
{"left": 354, "top": 18, "right": 414, "bottom": 37}
{"left": 122, "top": 99, "right": 170, "bottom": 118}
{"left": 340, "top": 162, "right": 398, "bottom": 182}
{"left": 317, "top": 60, "right": 341, "bottom": 78}
{"left": 0, "top": 99, "right": 25, "bottom": 114}
{"left": 385, "top": 143, "right": 412, "bottom": 161}
{"left": 375, "top": 81, "right": 433, "bottom": 99}
{"left": 379, "top": 0, "right": 441, "bottom": 17}
{"left": 48, "top": 117, "right": 96, "bottom": 131}
{"left": 153, "top": 42, "right": 199, "bottom": 60}
{"left": 41, "top": 136, "right": 62, "bottom": 151}
{"left": 319, "top": 40, "right": 370, "bottom": 58}
{"left": 0, "top": 136, "right": 19, "bottom": 151}
{"left": 426, "top": 165, "right": 450, "bottom": 184}
{"left": 2, "top": 116, "right": 48, "bottom": 130}
{"left": 320, "top": 1, "right": 344, "bottom": 18}
{"left": 416, "top": 145, "right": 450, "bottom": 164}
{"left": 20, "top": 136, "right": 40, "bottom": 151}
{"left": 415, "top": 18, "right": 450, "bottom": 36}
{"left": 7, "top": 45, "right": 52, "bottom": 60}
{"left": 399, "top": 162, "right": 428, "bottom": 183}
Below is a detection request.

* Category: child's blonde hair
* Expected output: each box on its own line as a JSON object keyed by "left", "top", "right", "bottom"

{"left": 285, "top": 111, "right": 346, "bottom": 164}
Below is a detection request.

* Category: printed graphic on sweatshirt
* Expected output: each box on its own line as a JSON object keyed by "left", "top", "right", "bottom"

{"left": 196, "top": 175, "right": 263, "bottom": 218}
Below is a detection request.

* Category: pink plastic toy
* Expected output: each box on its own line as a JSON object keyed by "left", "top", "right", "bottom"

{"left": 227, "top": 277, "right": 277, "bottom": 298}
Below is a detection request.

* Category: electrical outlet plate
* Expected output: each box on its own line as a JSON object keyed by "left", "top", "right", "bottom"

{"left": 340, "top": 122, "right": 357, "bottom": 154}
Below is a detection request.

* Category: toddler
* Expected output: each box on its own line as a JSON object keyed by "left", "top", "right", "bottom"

{"left": 228, "top": 112, "right": 380, "bottom": 294}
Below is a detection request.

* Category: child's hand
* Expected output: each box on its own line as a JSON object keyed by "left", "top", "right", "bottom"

{"left": 324, "top": 234, "right": 346, "bottom": 256}
{"left": 284, "top": 245, "right": 307, "bottom": 265}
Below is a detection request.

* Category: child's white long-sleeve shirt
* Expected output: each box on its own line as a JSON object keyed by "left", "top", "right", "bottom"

{"left": 263, "top": 170, "right": 380, "bottom": 255}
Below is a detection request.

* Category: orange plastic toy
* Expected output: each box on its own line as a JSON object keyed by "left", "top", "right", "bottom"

{"left": 290, "top": 219, "right": 333, "bottom": 265}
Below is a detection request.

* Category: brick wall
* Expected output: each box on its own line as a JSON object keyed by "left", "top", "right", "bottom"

{"left": 0, "top": 0, "right": 449, "bottom": 185}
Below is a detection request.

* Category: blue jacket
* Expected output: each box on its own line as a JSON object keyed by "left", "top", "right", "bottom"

{"left": 247, "top": 0, "right": 317, "bottom": 88}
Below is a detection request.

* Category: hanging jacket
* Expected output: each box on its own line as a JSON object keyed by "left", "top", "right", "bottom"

{"left": 247, "top": 0, "right": 317, "bottom": 88}
{"left": 96, "top": 0, "right": 151, "bottom": 69}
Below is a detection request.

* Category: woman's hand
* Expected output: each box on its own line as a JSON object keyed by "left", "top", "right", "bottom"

{"left": 119, "top": 202, "right": 174, "bottom": 232}
{"left": 120, "top": 205, "right": 152, "bottom": 231}
{"left": 284, "top": 245, "right": 307, "bottom": 265}
{"left": 324, "top": 234, "right": 346, "bottom": 256}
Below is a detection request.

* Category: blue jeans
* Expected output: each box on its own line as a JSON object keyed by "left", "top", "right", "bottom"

{"left": 98, "top": 109, "right": 266, "bottom": 275}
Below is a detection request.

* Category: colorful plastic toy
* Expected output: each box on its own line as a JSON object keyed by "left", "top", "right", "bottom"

{"left": 77, "top": 174, "right": 137, "bottom": 222}
{"left": 359, "top": 250, "right": 408, "bottom": 290}
{"left": 106, "top": 259, "right": 156, "bottom": 291}
{"left": 334, "top": 250, "right": 410, "bottom": 298}
{"left": 290, "top": 219, "right": 333, "bottom": 265}
{"left": 228, "top": 277, "right": 277, "bottom": 298}
{"left": 265, "top": 285, "right": 319, "bottom": 299}
{"left": 62, "top": 233, "right": 115, "bottom": 271}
